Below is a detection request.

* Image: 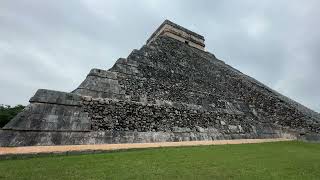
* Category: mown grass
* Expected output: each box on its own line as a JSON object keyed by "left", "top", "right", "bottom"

{"left": 0, "top": 141, "right": 319, "bottom": 180}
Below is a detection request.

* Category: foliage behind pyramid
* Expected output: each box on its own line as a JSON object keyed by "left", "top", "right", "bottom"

{"left": 1, "top": 20, "right": 319, "bottom": 146}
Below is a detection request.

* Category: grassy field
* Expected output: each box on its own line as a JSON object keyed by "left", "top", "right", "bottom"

{"left": 0, "top": 141, "right": 319, "bottom": 180}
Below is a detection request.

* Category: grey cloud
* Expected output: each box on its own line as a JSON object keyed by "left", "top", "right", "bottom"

{"left": 0, "top": 0, "right": 319, "bottom": 112}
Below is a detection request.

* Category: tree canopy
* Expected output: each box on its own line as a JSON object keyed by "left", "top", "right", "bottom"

{"left": 0, "top": 104, "right": 25, "bottom": 128}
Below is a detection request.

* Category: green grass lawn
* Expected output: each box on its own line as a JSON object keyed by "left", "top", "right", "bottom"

{"left": 0, "top": 141, "right": 319, "bottom": 180}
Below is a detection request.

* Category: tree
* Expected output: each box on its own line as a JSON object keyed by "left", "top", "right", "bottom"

{"left": 0, "top": 104, "right": 25, "bottom": 128}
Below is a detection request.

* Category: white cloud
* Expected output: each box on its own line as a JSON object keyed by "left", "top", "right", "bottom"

{"left": 241, "top": 16, "right": 269, "bottom": 39}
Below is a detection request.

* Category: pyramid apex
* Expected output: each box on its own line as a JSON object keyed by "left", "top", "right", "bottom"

{"left": 147, "top": 20, "right": 205, "bottom": 51}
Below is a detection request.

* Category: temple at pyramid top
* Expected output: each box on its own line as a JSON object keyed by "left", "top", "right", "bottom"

{"left": 146, "top": 20, "right": 205, "bottom": 51}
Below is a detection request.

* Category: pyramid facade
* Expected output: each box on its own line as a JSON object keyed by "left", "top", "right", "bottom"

{"left": 1, "top": 20, "right": 319, "bottom": 146}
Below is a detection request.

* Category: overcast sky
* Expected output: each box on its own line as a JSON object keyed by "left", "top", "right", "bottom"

{"left": 0, "top": 0, "right": 319, "bottom": 112}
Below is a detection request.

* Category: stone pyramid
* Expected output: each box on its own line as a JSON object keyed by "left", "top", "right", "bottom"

{"left": 1, "top": 20, "right": 319, "bottom": 146}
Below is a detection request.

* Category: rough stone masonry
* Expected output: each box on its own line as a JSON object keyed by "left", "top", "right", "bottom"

{"left": 1, "top": 20, "right": 319, "bottom": 146}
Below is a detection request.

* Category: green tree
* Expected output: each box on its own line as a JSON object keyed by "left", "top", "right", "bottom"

{"left": 0, "top": 104, "right": 25, "bottom": 128}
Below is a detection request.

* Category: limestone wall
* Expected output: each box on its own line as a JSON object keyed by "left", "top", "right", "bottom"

{"left": 3, "top": 89, "right": 90, "bottom": 132}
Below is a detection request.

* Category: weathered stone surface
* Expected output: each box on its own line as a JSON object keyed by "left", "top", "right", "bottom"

{"left": 0, "top": 129, "right": 290, "bottom": 147}
{"left": 0, "top": 21, "right": 319, "bottom": 147}
{"left": 3, "top": 90, "right": 90, "bottom": 132}
{"left": 30, "top": 89, "right": 82, "bottom": 106}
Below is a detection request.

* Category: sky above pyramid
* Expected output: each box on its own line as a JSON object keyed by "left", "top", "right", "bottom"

{"left": 0, "top": 0, "right": 319, "bottom": 112}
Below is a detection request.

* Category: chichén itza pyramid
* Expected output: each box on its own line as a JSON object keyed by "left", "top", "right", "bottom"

{"left": 1, "top": 20, "right": 319, "bottom": 146}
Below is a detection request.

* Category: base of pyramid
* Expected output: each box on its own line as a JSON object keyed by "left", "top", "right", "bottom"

{"left": 0, "top": 129, "right": 298, "bottom": 147}
{"left": 0, "top": 89, "right": 300, "bottom": 147}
